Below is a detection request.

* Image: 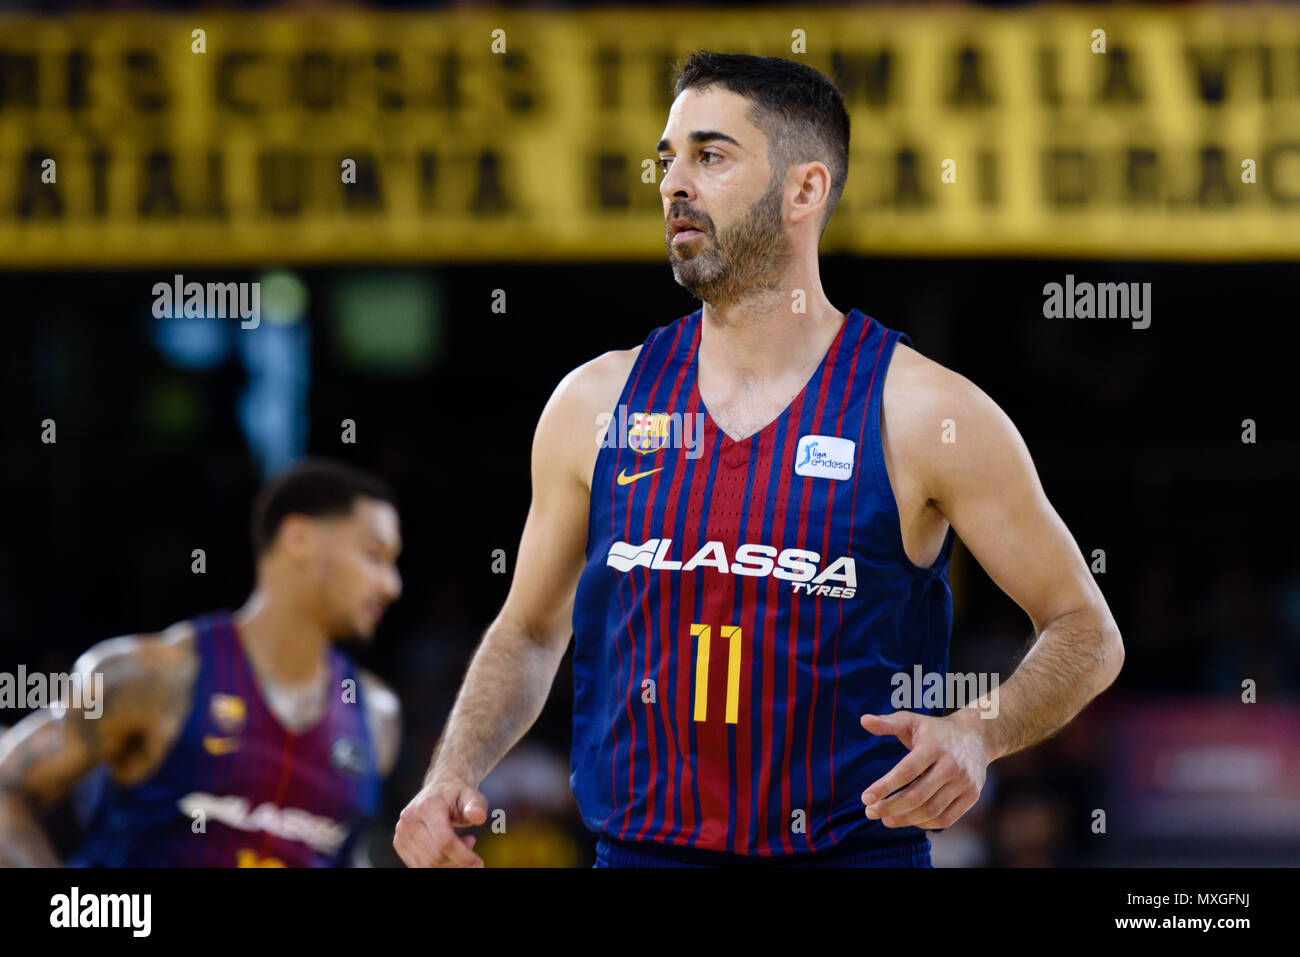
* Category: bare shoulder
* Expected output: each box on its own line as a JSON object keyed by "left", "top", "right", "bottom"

{"left": 64, "top": 621, "right": 199, "bottom": 782}
{"left": 72, "top": 620, "right": 199, "bottom": 700}
{"left": 358, "top": 669, "right": 401, "bottom": 777}
{"left": 886, "top": 341, "right": 1011, "bottom": 423}
{"left": 886, "top": 341, "right": 962, "bottom": 392}
{"left": 551, "top": 346, "right": 641, "bottom": 420}
{"left": 884, "top": 342, "right": 1031, "bottom": 505}
{"left": 536, "top": 345, "right": 642, "bottom": 491}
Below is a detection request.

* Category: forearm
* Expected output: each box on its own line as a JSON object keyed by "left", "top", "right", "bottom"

{"left": 960, "top": 605, "right": 1123, "bottom": 761}
{"left": 425, "top": 616, "right": 565, "bottom": 787}
{"left": 0, "top": 791, "right": 61, "bottom": 867}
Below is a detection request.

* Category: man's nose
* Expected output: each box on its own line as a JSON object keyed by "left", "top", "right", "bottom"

{"left": 660, "top": 162, "right": 694, "bottom": 204}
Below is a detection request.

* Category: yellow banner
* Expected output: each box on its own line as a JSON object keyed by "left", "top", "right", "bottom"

{"left": 2, "top": 7, "right": 1299, "bottom": 265}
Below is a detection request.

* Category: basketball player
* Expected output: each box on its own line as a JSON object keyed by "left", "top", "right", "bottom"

{"left": 394, "top": 52, "right": 1123, "bottom": 868}
{"left": 0, "top": 458, "right": 402, "bottom": 867}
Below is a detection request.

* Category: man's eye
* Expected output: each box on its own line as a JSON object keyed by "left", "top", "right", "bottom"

{"left": 658, "top": 152, "right": 720, "bottom": 175}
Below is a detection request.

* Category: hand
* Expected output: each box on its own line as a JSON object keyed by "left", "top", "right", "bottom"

{"left": 859, "top": 710, "right": 992, "bottom": 831}
{"left": 393, "top": 775, "right": 489, "bottom": 868}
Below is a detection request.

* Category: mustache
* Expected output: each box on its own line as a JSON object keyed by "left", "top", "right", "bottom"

{"left": 668, "top": 210, "right": 712, "bottom": 232}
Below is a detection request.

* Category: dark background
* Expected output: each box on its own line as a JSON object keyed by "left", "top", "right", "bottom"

{"left": 2, "top": 0, "right": 1298, "bottom": 871}
{"left": 2, "top": 255, "right": 1297, "bottom": 865}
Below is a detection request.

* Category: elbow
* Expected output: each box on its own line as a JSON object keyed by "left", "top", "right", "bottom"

{"left": 1097, "top": 616, "right": 1124, "bottom": 690}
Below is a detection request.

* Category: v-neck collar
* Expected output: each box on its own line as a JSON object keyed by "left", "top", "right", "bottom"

{"left": 686, "top": 308, "right": 861, "bottom": 458}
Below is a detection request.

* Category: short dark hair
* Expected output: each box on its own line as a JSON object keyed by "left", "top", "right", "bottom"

{"left": 672, "top": 51, "right": 851, "bottom": 233}
{"left": 251, "top": 458, "right": 397, "bottom": 556}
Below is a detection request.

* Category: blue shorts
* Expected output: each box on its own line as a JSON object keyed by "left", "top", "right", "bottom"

{"left": 593, "top": 835, "right": 932, "bottom": 868}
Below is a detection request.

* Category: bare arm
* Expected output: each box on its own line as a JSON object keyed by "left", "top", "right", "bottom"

{"left": 919, "top": 370, "right": 1124, "bottom": 758}
{"left": 347, "top": 672, "right": 403, "bottom": 867}
{"left": 394, "top": 348, "right": 637, "bottom": 867}
{"left": 426, "top": 362, "right": 606, "bottom": 786}
{"left": 0, "top": 630, "right": 195, "bottom": 866}
{"left": 861, "top": 354, "right": 1123, "bottom": 830}
{"left": 359, "top": 670, "right": 402, "bottom": 778}
{"left": 0, "top": 715, "right": 76, "bottom": 866}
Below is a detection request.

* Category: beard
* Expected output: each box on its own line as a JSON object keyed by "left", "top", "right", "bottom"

{"left": 665, "top": 174, "right": 793, "bottom": 306}
{"left": 320, "top": 594, "right": 376, "bottom": 647}
{"left": 335, "top": 610, "right": 379, "bottom": 646}
{"left": 331, "top": 623, "right": 372, "bottom": 649}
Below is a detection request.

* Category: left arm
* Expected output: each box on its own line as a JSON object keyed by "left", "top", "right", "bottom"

{"left": 861, "top": 358, "right": 1123, "bottom": 830}
{"left": 349, "top": 672, "right": 402, "bottom": 867}
{"left": 361, "top": 671, "right": 402, "bottom": 778}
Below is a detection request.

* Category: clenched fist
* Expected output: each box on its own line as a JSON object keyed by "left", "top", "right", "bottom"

{"left": 394, "top": 776, "right": 489, "bottom": 868}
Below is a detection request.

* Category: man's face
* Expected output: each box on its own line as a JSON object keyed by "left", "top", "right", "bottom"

{"left": 657, "top": 86, "right": 793, "bottom": 305}
{"left": 308, "top": 498, "right": 403, "bottom": 643}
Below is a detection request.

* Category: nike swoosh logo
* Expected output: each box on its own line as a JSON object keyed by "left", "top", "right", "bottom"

{"left": 203, "top": 735, "right": 241, "bottom": 756}
{"left": 617, "top": 467, "right": 664, "bottom": 486}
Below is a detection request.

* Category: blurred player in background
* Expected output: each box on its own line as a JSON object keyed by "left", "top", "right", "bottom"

{"left": 0, "top": 458, "right": 403, "bottom": 867}
{"left": 395, "top": 52, "right": 1123, "bottom": 868}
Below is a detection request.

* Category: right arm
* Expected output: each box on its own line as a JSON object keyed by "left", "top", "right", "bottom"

{"left": 393, "top": 348, "right": 636, "bottom": 868}
{"left": 0, "top": 630, "right": 194, "bottom": 866}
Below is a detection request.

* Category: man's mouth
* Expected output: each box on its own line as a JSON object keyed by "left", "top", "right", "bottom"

{"left": 670, "top": 217, "right": 706, "bottom": 243}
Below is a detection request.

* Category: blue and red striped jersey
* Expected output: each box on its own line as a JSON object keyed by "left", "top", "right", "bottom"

{"left": 570, "top": 308, "right": 955, "bottom": 857}
{"left": 70, "top": 611, "right": 381, "bottom": 867}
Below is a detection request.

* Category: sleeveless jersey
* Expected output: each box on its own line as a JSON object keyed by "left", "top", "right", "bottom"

{"left": 70, "top": 611, "right": 382, "bottom": 867}
{"left": 570, "top": 307, "right": 956, "bottom": 857}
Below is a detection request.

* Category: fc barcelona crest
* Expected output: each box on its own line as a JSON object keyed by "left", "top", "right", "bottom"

{"left": 209, "top": 693, "right": 247, "bottom": 733}
{"left": 628, "top": 412, "right": 670, "bottom": 453}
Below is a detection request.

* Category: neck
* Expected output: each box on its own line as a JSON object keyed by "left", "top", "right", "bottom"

{"left": 698, "top": 284, "right": 844, "bottom": 389}
{"left": 234, "top": 587, "right": 331, "bottom": 687}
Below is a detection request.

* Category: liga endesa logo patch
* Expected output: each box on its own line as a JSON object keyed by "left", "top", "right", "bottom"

{"left": 795, "top": 435, "right": 856, "bottom": 480}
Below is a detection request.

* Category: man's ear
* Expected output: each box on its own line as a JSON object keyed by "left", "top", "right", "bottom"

{"left": 276, "top": 513, "right": 318, "bottom": 563}
{"left": 790, "top": 160, "right": 832, "bottom": 226}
